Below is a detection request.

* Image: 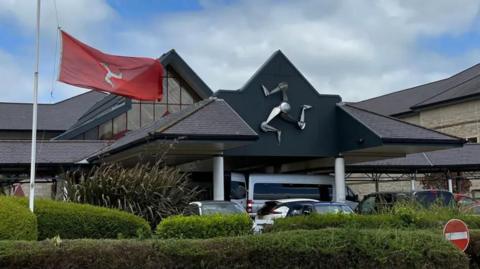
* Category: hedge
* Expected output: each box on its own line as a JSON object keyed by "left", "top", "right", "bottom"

{"left": 0, "top": 196, "right": 37, "bottom": 240}
{"left": 13, "top": 198, "right": 151, "bottom": 240}
{"left": 0, "top": 228, "right": 468, "bottom": 269}
{"left": 266, "top": 212, "right": 480, "bottom": 233}
{"left": 156, "top": 213, "right": 252, "bottom": 239}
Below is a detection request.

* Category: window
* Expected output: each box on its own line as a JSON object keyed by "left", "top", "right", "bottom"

{"left": 98, "top": 120, "right": 113, "bottom": 140}
{"left": 141, "top": 102, "right": 154, "bottom": 127}
{"left": 127, "top": 104, "right": 140, "bottom": 130}
{"left": 253, "top": 183, "right": 333, "bottom": 201}
{"left": 230, "top": 181, "right": 247, "bottom": 200}
{"left": 113, "top": 113, "right": 127, "bottom": 136}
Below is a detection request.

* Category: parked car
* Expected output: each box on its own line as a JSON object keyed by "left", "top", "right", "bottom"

{"left": 454, "top": 193, "right": 478, "bottom": 208}
{"left": 356, "top": 190, "right": 455, "bottom": 214}
{"left": 183, "top": 201, "right": 247, "bottom": 216}
{"left": 254, "top": 199, "right": 353, "bottom": 232}
{"left": 254, "top": 199, "right": 319, "bottom": 231}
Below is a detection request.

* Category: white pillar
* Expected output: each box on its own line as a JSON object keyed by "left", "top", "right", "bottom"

{"left": 335, "top": 156, "right": 346, "bottom": 202}
{"left": 410, "top": 179, "right": 415, "bottom": 191}
{"left": 213, "top": 155, "right": 224, "bottom": 200}
{"left": 448, "top": 178, "right": 453, "bottom": 193}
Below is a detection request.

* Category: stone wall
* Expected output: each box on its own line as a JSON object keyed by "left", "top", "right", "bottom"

{"left": 400, "top": 98, "right": 480, "bottom": 140}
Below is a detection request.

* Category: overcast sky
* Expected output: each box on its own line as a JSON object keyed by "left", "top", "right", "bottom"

{"left": 0, "top": 0, "right": 480, "bottom": 104}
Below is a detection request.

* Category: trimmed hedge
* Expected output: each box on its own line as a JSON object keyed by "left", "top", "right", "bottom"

{"left": 13, "top": 198, "right": 151, "bottom": 240}
{"left": 266, "top": 212, "right": 480, "bottom": 233}
{"left": 156, "top": 214, "right": 252, "bottom": 239}
{"left": 0, "top": 196, "right": 37, "bottom": 240}
{"left": 0, "top": 229, "right": 468, "bottom": 269}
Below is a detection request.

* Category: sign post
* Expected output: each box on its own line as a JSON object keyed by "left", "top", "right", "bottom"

{"left": 443, "top": 219, "right": 470, "bottom": 252}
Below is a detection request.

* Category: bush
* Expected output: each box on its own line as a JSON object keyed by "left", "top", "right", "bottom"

{"left": 64, "top": 162, "right": 200, "bottom": 228}
{"left": 0, "top": 196, "right": 37, "bottom": 240}
{"left": 266, "top": 205, "right": 480, "bottom": 233}
{"left": 0, "top": 229, "right": 467, "bottom": 269}
{"left": 15, "top": 198, "right": 151, "bottom": 240}
{"left": 156, "top": 214, "right": 252, "bottom": 239}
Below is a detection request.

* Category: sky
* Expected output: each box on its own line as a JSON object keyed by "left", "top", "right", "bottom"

{"left": 0, "top": 0, "right": 479, "bottom": 104}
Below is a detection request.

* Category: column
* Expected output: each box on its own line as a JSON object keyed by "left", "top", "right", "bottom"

{"left": 213, "top": 155, "right": 224, "bottom": 201}
{"left": 448, "top": 178, "right": 453, "bottom": 193}
{"left": 411, "top": 172, "right": 416, "bottom": 191}
{"left": 335, "top": 156, "right": 346, "bottom": 202}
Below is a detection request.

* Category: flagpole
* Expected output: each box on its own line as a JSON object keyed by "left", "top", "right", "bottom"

{"left": 29, "top": 0, "right": 41, "bottom": 212}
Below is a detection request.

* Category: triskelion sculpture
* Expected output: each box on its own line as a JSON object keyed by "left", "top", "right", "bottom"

{"left": 260, "top": 82, "right": 312, "bottom": 143}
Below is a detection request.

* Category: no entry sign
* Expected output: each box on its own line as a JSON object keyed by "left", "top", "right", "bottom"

{"left": 443, "top": 219, "right": 470, "bottom": 252}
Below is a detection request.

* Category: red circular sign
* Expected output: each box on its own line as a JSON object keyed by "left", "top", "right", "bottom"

{"left": 443, "top": 219, "right": 470, "bottom": 252}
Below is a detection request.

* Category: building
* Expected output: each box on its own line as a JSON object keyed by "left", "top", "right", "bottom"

{"left": 351, "top": 63, "right": 480, "bottom": 195}
{"left": 0, "top": 49, "right": 463, "bottom": 201}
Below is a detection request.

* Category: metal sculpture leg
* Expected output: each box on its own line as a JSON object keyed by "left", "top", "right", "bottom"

{"left": 261, "top": 106, "right": 283, "bottom": 142}
{"left": 297, "top": 105, "right": 312, "bottom": 130}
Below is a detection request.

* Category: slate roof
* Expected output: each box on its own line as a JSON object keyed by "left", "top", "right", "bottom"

{"left": 352, "top": 63, "right": 480, "bottom": 116}
{"left": 0, "top": 91, "right": 106, "bottom": 131}
{"left": 351, "top": 143, "right": 480, "bottom": 171}
{"left": 90, "top": 98, "right": 258, "bottom": 159}
{"left": 0, "top": 140, "right": 110, "bottom": 165}
{"left": 338, "top": 103, "right": 463, "bottom": 144}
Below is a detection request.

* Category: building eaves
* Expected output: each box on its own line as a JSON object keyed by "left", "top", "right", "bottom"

{"left": 0, "top": 140, "right": 111, "bottom": 165}
{"left": 338, "top": 103, "right": 464, "bottom": 144}
{"left": 0, "top": 91, "right": 106, "bottom": 131}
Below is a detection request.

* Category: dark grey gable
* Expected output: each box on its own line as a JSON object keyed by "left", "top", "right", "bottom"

{"left": 216, "top": 50, "right": 341, "bottom": 157}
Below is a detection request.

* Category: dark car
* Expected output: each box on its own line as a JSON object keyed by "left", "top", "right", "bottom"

{"left": 356, "top": 190, "right": 455, "bottom": 214}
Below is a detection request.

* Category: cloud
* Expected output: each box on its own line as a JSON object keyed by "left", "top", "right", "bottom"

{"left": 115, "top": 0, "right": 480, "bottom": 101}
{"left": 0, "top": 0, "right": 480, "bottom": 103}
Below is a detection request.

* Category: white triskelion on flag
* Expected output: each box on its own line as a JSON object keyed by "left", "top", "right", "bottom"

{"left": 443, "top": 219, "right": 470, "bottom": 252}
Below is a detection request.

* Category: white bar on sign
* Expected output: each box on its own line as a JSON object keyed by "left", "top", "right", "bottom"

{"left": 445, "top": 232, "right": 468, "bottom": 241}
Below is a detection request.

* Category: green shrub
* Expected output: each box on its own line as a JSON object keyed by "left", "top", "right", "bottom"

{"left": 156, "top": 214, "right": 252, "bottom": 239}
{"left": 266, "top": 206, "right": 480, "bottom": 233}
{"left": 0, "top": 229, "right": 467, "bottom": 269}
{"left": 15, "top": 198, "right": 151, "bottom": 240}
{"left": 0, "top": 196, "right": 37, "bottom": 240}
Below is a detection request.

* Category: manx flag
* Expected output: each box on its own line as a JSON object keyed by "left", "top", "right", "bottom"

{"left": 59, "top": 30, "right": 163, "bottom": 101}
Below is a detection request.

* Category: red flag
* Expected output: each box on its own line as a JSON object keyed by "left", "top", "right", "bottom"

{"left": 59, "top": 30, "right": 163, "bottom": 101}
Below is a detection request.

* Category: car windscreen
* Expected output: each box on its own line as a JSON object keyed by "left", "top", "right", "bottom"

{"left": 201, "top": 203, "right": 245, "bottom": 215}
{"left": 253, "top": 183, "right": 332, "bottom": 201}
{"left": 414, "top": 191, "right": 454, "bottom": 207}
{"left": 230, "top": 181, "right": 247, "bottom": 199}
{"left": 314, "top": 204, "right": 353, "bottom": 214}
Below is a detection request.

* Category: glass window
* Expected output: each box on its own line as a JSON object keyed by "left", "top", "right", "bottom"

{"left": 200, "top": 203, "right": 245, "bottom": 215}
{"left": 99, "top": 120, "right": 113, "bottom": 140}
{"left": 155, "top": 104, "right": 167, "bottom": 120}
{"left": 181, "top": 87, "right": 194, "bottom": 105}
{"left": 230, "top": 181, "right": 247, "bottom": 200}
{"left": 141, "top": 102, "right": 154, "bottom": 127}
{"left": 127, "top": 103, "right": 140, "bottom": 130}
{"left": 84, "top": 127, "right": 98, "bottom": 140}
{"left": 113, "top": 113, "right": 127, "bottom": 135}
{"left": 168, "top": 104, "right": 181, "bottom": 113}
{"left": 253, "top": 183, "right": 332, "bottom": 201}
{"left": 167, "top": 77, "right": 181, "bottom": 104}
{"left": 358, "top": 196, "right": 376, "bottom": 214}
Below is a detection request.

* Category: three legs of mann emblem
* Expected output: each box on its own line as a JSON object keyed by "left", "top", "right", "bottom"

{"left": 260, "top": 82, "right": 312, "bottom": 143}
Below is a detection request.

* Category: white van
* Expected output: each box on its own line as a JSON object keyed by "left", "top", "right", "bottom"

{"left": 243, "top": 173, "right": 358, "bottom": 216}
